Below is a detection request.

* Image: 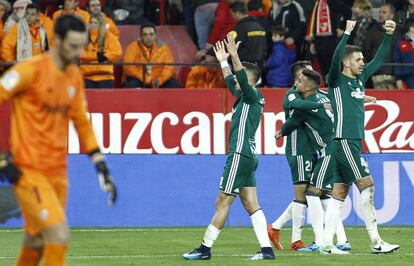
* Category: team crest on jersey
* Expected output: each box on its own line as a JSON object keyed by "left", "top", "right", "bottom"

{"left": 288, "top": 93, "right": 296, "bottom": 101}
{"left": 351, "top": 87, "right": 364, "bottom": 99}
{"left": 0, "top": 70, "right": 20, "bottom": 91}
{"left": 67, "top": 86, "right": 76, "bottom": 99}
{"left": 39, "top": 209, "right": 49, "bottom": 221}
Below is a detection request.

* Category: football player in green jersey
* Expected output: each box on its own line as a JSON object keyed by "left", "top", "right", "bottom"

{"left": 267, "top": 61, "right": 340, "bottom": 252}
{"left": 183, "top": 34, "right": 275, "bottom": 261}
{"left": 321, "top": 20, "right": 399, "bottom": 255}
{"left": 276, "top": 69, "right": 350, "bottom": 252}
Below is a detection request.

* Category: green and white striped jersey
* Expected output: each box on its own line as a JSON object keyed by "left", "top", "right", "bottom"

{"left": 326, "top": 33, "right": 392, "bottom": 139}
{"left": 281, "top": 91, "right": 334, "bottom": 156}
{"left": 283, "top": 86, "right": 323, "bottom": 156}
{"left": 224, "top": 69, "right": 264, "bottom": 159}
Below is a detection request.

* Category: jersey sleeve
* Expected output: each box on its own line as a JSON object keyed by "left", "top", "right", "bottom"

{"left": 326, "top": 33, "right": 350, "bottom": 86}
{"left": 0, "top": 63, "right": 34, "bottom": 104}
{"left": 285, "top": 91, "right": 323, "bottom": 110}
{"left": 224, "top": 75, "right": 242, "bottom": 98}
{"left": 234, "top": 69, "right": 258, "bottom": 103}
{"left": 281, "top": 110, "right": 306, "bottom": 136}
{"left": 70, "top": 76, "right": 100, "bottom": 153}
{"left": 360, "top": 34, "right": 392, "bottom": 82}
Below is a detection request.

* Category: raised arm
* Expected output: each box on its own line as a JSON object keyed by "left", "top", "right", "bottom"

{"left": 225, "top": 33, "right": 258, "bottom": 103}
{"left": 361, "top": 20, "right": 395, "bottom": 81}
{"left": 327, "top": 20, "right": 356, "bottom": 85}
{"left": 213, "top": 40, "right": 241, "bottom": 97}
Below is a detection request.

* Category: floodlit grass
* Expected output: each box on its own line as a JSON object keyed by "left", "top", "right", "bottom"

{"left": 0, "top": 226, "right": 412, "bottom": 265}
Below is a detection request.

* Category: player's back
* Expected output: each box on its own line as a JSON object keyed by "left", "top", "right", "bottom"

{"left": 228, "top": 89, "right": 264, "bottom": 159}
{"left": 0, "top": 54, "right": 85, "bottom": 175}
{"left": 301, "top": 92, "right": 335, "bottom": 149}
{"left": 283, "top": 87, "right": 315, "bottom": 156}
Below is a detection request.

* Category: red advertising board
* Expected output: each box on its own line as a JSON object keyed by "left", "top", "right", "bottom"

{"left": 0, "top": 89, "right": 413, "bottom": 154}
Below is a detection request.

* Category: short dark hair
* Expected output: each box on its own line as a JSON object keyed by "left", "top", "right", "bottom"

{"left": 343, "top": 45, "right": 363, "bottom": 60}
{"left": 302, "top": 69, "right": 321, "bottom": 89}
{"left": 272, "top": 25, "right": 286, "bottom": 37}
{"left": 242, "top": 62, "right": 261, "bottom": 84}
{"left": 54, "top": 14, "right": 86, "bottom": 40}
{"left": 26, "top": 3, "right": 40, "bottom": 13}
{"left": 230, "top": 1, "right": 248, "bottom": 15}
{"left": 381, "top": 3, "right": 396, "bottom": 15}
{"left": 140, "top": 23, "right": 156, "bottom": 35}
{"left": 291, "top": 60, "right": 312, "bottom": 81}
{"left": 405, "top": 19, "right": 414, "bottom": 33}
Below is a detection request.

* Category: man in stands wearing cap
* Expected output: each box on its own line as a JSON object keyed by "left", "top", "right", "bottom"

{"left": 87, "top": 0, "right": 119, "bottom": 38}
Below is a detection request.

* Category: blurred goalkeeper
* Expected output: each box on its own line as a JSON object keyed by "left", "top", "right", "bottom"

{"left": 0, "top": 14, "right": 116, "bottom": 266}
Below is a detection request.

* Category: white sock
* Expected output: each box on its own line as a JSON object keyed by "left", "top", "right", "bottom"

{"left": 292, "top": 201, "right": 306, "bottom": 243}
{"left": 322, "top": 197, "right": 344, "bottom": 247}
{"left": 306, "top": 195, "right": 324, "bottom": 246}
{"left": 250, "top": 209, "right": 272, "bottom": 248}
{"left": 321, "top": 198, "right": 348, "bottom": 244}
{"left": 202, "top": 224, "right": 221, "bottom": 248}
{"left": 360, "top": 186, "right": 382, "bottom": 245}
{"left": 272, "top": 202, "right": 293, "bottom": 230}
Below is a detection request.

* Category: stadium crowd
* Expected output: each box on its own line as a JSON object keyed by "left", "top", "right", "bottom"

{"left": 0, "top": 0, "right": 413, "bottom": 89}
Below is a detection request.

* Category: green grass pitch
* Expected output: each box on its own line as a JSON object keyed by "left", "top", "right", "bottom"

{"left": 0, "top": 226, "right": 413, "bottom": 265}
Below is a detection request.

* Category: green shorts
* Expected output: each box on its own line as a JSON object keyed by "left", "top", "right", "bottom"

{"left": 310, "top": 144, "right": 335, "bottom": 191}
{"left": 333, "top": 139, "right": 370, "bottom": 186}
{"left": 219, "top": 153, "right": 257, "bottom": 195}
{"left": 286, "top": 154, "right": 316, "bottom": 185}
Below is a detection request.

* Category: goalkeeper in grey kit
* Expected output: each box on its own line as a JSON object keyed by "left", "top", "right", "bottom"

{"left": 183, "top": 34, "right": 275, "bottom": 261}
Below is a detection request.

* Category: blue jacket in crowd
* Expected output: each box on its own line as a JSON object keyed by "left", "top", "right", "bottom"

{"left": 393, "top": 34, "right": 414, "bottom": 89}
{"left": 265, "top": 40, "right": 296, "bottom": 87}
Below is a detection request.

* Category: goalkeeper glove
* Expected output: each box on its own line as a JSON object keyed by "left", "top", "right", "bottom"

{"left": 90, "top": 150, "right": 117, "bottom": 206}
{"left": 0, "top": 152, "right": 22, "bottom": 184}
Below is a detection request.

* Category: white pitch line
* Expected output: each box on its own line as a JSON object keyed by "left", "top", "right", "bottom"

{"left": 0, "top": 227, "right": 413, "bottom": 233}
{"left": 0, "top": 253, "right": 413, "bottom": 260}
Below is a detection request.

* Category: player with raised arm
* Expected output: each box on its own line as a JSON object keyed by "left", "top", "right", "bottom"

{"left": 275, "top": 69, "right": 350, "bottom": 253}
{"left": 267, "top": 62, "right": 349, "bottom": 252}
{"left": 183, "top": 33, "right": 275, "bottom": 261}
{"left": 320, "top": 20, "right": 400, "bottom": 255}
{"left": 0, "top": 15, "right": 116, "bottom": 266}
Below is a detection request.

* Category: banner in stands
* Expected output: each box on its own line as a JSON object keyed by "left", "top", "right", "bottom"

{"left": 1, "top": 153, "right": 413, "bottom": 226}
{"left": 0, "top": 89, "right": 413, "bottom": 154}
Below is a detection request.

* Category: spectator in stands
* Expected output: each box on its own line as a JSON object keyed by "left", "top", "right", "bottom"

{"left": 195, "top": 0, "right": 236, "bottom": 61}
{"left": 306, "top": 0, "right": 352, "bottom": 76}
{"left": 88, "top": 0, "right": 119, "bottom": 38}
{"left": 4, "top": 0, "right": 31, "bottom": 33}
{"left": 105, "top": 0, "right": 147, "bottom": 25}
{"left": 262, "top": 0, "right": 272, "bottom": 15}
{"left": 186, "top": 54, "right": 225, "bottom": 88}
{"left": 0, "top": 0, "right": 11, "bottom": 42}
{"left": 2, "top": 3, "right": 53, "bottom": 62}
{"left": 227, "top": 1, "right": 267, "bottom": 66}
{"left": 393, "top": 20, "right": 414, "bottom": 89}
{"left": 350, "top": 0, "right": 376, "bottom": 47}
{"left": 265, "top": 25, "right": 296, "bottom": 87}
{"left": 363, "top": 3, "right": 398, "bottom": 89}
{"left": 80, "top": 14, "right": 122, "bottom": 88}
{"left": 271, "top": 0, "right": 306, "bottom": 51}
{"left": 52, "top": 0, "right": 90, "bottom": 23}
{"left": 396, "top": 0, "right": 414, "bottom": 28}
{"left": 123, "top": 23, "right": 180, "bottom": 88}
{"left": 193, "top": 0, "right": 218, "bottom": 49}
